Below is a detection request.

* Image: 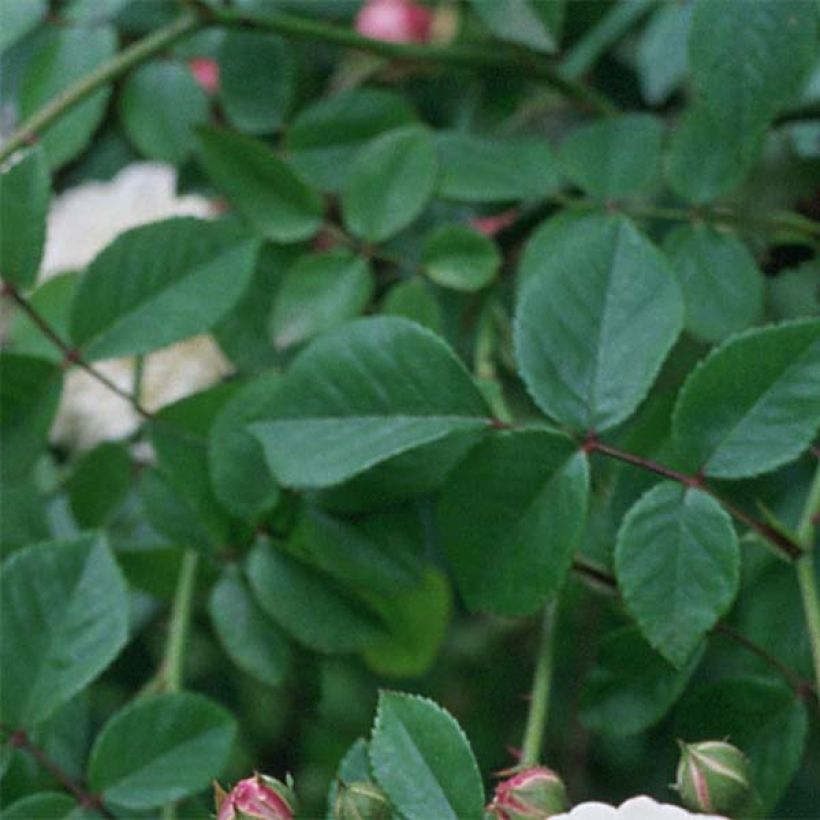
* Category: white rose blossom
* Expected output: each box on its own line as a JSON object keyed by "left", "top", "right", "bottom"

{"left": 552, "top": 796, "right": 727, "bottom": 820}
{"left": 34, "top": 162, "right": 232, "bottom": 450}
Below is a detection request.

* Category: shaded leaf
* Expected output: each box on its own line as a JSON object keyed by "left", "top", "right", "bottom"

{"left": 663, "top": 224, "right": 763, "bottom": 343}
{"left": 0, "top": 145, "right": 49, "bottom": 289}
{"left": 209, "top": 568, "right": 292, "bottom": 686}
{"left": 0, "top": 534, "right": 128, "bottom": 728}
{"left": 559, "top": 114, "right": 663, "bottom": 200}
{"left": 370, "top": 691, "right": 484, "bottom": 820}
{"left": 341, "top": 126, "right": 437, "bottom": 242}
{"left": 88, "top": 693, "right": 236, "bottom": 809}
{"left": 71, "top": 217, "right": 259, "bottom": 360}
{"left": 615, "top": 482, "right": 739, "bottom": 666}
{"left": 515, "top": 214, "right": 682, "bottom": 432}
{"left": 251, "top": 317, "right": 490, "bottom": 489}
{"left": 673, "top": 319, "right": 820, "bottom": 478}
{"left": 580, "top": 627, "right": 702, "bottom": 735}
{"left": 439, "top": 431, "right": 588, "bottom": 616}
{"left": 422, "top": 225, "right": 500, "bottom": 292}
{"left": 119, "top": 61, "right": 209, "bottom": 163}
{"left": 247, "top": 541, "right": 384, "bottom": 654}
{"left": 270, "top": 249, "right": 374, "bottom": 351}
{"left": 196, "top": 127, "right": 323, "bottom": 243}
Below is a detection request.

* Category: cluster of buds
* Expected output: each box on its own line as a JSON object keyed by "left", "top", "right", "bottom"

{"left": 675, "top": 740, "right": 755, "bottom": 817}
{"left": 214, "top": 774, "right": 295, "bottom": 820}
{"left": 487, "top": 766, "right": 569, "bottom": 819}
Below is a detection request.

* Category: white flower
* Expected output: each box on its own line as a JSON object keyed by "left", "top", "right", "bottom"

{"left": 41, "top": 162, "right": 213, "bottom": 278}
{"left": 552, "top": 796, "right": 727, "bottom": 820}
{"left": 38, "top": 163, "right": 232, "bottom": 450}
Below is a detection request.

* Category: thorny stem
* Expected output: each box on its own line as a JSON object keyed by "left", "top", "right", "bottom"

{"left": 1, "top": 726, "right": 114, "bottom": 817}
{"left": 521, "top": 601, "right": 558, "bottom": 766}
{"left": 202, "top": 6, "right": 616, "bottom": 116}
{"left": 583, "top": 437, "right": 803, "bottom": 561}
{"left": 159, "top": 550, "right": 200, "bottom": 694}
{"left": 2, "top": 283, "right": 152, "bottom": 419}
{"left": 796, "top": 464, "right": 820, "bottom": 694}
{"left": 0, "top": 10, "right": 202, "bottom": 164}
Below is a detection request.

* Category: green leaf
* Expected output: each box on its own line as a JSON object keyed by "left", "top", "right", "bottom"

{"left": 370, "top": 691, "right": 484, "bottom": 820}
{"left": 209, "top": 369, "right": 281, "bottom": 520}
{"left": 422, "top": 225, "right": 500, "bottom": 292}
{"left": 468, "top": 0, "right": 563, "bottom": 53}
{"left": 0, "top": 534, "right": 129, "bottom": 728}
{"left": 67, "top": 441, "right": 132, "bottom": 528}
{"left": 439, "top": 431, "right": 588, "bottom": 616}
{"left": 690, "top": 0, "right": 817, "bottom": 136}
{"left": 6, "top": 273, "right": 77, "bottom": 362}
{"left": 213, "top": 243, "right": 300, "bottom": 372}
{"left": 139, "top": 467, "right": 219, "bottom": 550}
{"left": 382, "top": 278, "right": 443, "bottom": 334}
{"left": 150, "top": 384, "right": 239, "bottom": 546}
{"left": 514, "top": 214, "right": 683, "bottom": 432}
{"left": 663, "top": 224, "right": 763, "bottom": 343}
{"left": 673, "top": 319, "right": 820, "bottom": 478}
{"left": 119, "top": 61, "right": 209, "bottom": 164}
{"left": 362, "top": 569, "right": 452, "bottom": 678}
{"left": 615, "top": 481, "right": 739, "bottom": 666}
{"left": 580, "top": 627, "right": 702, "bottom": 735}
{"left": 71, "top": 217, "right": 259, "bottom": 360}
{"left": 251, "top": 317, "right": 490, "bottom": 489}
{"left": 677, "top": 677, "right": 808, "bottom": 806}
{"left": 290, "top": 506, "right": 424, "bottom": 596}
{"left": 436, "top": 132, "right": 559, "bottom": 202}
{"left": 2, "top": 793, "right": 92, "bottom": 819}
{"left": 636, "top": 2, "right": 692, "bottom": 105}
{"left": 247, "top": 541, "right": 383, "bottom": 653}
{"left": 88, "top": 692, "right": 236, "bottom": 810}
{"left": 19, "top": 24, "right": 117, "bottom": 168}
{"left": 209, "top": 568, "right": 292, "bottom": 686}
{"left": 0, "top": 353, "right": 62, "bottom": 484}
{"left": 270, "top": 249, "right": 374, "bottom": 351}
{"left": 0, "top": 0, "right": 47, "bottom": 54}
{"left": 665, "top": 104, "right": 753, "bottom": 204}
{"left": 285, "top": 88, "right": 417, "bottom": 191}
{"left": 196, "top": 126, "right": 323, "bottom": 243}
{"left": 0, "top": 145, "right": 49, "bottom": 289}
{"left": 218, "top": 31, "right": 294, "bottom": 133}
{"left": 341, "top": 126, "right": 437, "bottom": 242}
{"left": 768, "top": 259, "right": 820, "bottom": 321}
{"left": 559, "top": 114, "right": 663, "bottom": 200}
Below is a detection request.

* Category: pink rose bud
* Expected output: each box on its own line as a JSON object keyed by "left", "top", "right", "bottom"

{"left": 470, "top": 209, "right": 519, "bottom": 237}
{"left": 676, "top": 740, "right": 751, "bottom": 816}
{"left": 215, "top": 774, "right": 295, "bottom": 820}
{"left": 189, "top": 58, "right": 220, "bottom": 94}
{"left": 355, "top": 0, "right": 433, "bottom": 44}
{"left": 488, "top": 766, "right": 568, "bottom": 819}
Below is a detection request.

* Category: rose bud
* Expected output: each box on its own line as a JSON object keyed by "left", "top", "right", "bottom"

{"left": 676, "top": 740, "right": 751, "bottom": 815}
{"left": 215, "top": 773, "right": 295, "bottom": 820}
{"left": 355, "top": 0, "right": 433, "bottom": 44}
{"left": 189, "top": 57, "right": 220, "bottom": 94}
{"left": 488, "top": 766, "right": 568, "bottom": 819}
{"left": 333, "top": 780, "right": 391, "bottom": 820}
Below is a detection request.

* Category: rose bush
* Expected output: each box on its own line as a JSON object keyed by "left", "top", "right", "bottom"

{"left": 1, "top": 1, "right": 818, "bottom": 818}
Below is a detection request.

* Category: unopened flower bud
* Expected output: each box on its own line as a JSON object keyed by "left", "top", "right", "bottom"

{"left": 488, "top": 766, "right": 568, "bottom": 819}
{"left": 676, "top": 740, "right": 751, "bottom": 815}
{"left": 355, "top": 0, "right": 433, "bottom": 44}
{"left": 333, "top": 780, "right": 391, "bottom": 820}
{"left": 215, "top": 773, "right": 295, "bottom": 820}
